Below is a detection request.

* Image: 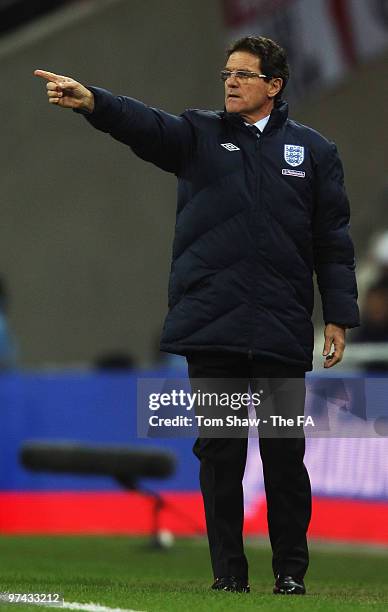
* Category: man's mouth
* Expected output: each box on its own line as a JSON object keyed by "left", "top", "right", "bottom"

{"left": 227, "top": 94, "right": 240, "bottom": 99}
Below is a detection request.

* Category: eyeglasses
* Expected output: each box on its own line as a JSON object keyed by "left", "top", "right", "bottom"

{"left": 220, "top": 70, "right": 269, "bottom": 82}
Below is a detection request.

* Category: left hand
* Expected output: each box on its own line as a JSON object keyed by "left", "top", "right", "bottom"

{"left": 322, "top": 323, "right": 346, "bottom": 368}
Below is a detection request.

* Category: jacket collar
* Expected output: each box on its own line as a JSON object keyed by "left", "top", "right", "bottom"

{"left": 222, "top": 99, "right": 289, "bottom": 134}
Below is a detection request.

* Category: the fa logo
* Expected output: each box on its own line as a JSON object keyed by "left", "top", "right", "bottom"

{"left": 284, "top": 144, "right": 304, "bottom": 167}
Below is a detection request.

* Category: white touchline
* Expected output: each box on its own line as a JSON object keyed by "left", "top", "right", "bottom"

{"left": 61, "top": 603, "right": 145, "bottom": 612}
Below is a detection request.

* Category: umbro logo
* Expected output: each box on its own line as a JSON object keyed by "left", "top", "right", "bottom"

{"left": 221, "top": 142, "right": 240, "bottom": 151}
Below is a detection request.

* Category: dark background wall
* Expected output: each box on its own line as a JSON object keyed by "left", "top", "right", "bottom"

{"left": 0, "top": 0, "right": 387, "bottom": 366}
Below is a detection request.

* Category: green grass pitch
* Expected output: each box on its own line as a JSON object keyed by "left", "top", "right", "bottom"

{"left": 0, "top": 536, "right": 388, "bottom": 611}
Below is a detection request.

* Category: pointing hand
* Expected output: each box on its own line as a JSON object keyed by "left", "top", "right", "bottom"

{"left": 34, "top": 69, "right": 94, "bottom": 112}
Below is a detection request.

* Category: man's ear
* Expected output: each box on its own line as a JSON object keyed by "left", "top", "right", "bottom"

{"left": 268, "top": 77, "right": 283, "bottom": 99}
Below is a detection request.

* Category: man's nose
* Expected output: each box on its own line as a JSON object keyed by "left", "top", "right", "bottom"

{"left": 226, "top": 75, "right": 239, "bottom": 87}
{"left": 226, "top": 72, "right": 238, "bottom": 83}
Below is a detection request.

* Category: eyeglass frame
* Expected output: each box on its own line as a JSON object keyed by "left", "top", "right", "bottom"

{"left": 220, "top": 69, "right": 270, "bottom": 82}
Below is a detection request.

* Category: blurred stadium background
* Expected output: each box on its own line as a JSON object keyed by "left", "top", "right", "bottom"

{"left": 1, "top": 0, "right": 388, "bottom": 608}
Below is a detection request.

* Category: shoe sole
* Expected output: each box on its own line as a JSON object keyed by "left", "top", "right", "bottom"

{"left": 273, "top": 589, "right": 306, "bottom": 595}
{"left": 212, "top": 585, "right": 250, "bottom": 593}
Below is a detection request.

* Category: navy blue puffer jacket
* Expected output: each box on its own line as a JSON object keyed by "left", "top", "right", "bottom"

{"left": 80, "top": 88, "right": 359, "bottom": 370}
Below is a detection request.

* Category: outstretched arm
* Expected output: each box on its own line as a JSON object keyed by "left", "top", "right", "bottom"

{"left": 34, "top": 69, "right": 194, "bottom": 174}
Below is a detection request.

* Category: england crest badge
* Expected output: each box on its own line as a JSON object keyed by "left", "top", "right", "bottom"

{"left": 284, "top": 144, "right": 304, "bottom": 167}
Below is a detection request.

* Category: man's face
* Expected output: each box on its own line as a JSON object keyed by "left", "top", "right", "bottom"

{"left": 224, "top": 51, "right": 277, "bottom": 120}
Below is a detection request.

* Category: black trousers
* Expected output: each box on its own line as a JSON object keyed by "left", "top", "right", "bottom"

{"left": 187, "top": 352, "right": 312, "bottom": 583}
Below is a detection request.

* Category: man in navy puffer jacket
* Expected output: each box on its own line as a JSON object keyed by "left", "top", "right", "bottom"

{"left": 35, "top": 35, "right": 359, "bottom": 595}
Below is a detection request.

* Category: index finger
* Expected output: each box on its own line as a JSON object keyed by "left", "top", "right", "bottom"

{"left": 34, "top": 69, "right": 64, "bottom": 83}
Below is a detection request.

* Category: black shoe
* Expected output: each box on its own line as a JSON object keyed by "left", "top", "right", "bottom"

{"left": 211, "top": 576, "right": 250, "bottom": 593}
{"left": 273, "top": 575, "right": 306, "bottom": 595}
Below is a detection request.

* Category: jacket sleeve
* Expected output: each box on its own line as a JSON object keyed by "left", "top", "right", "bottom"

{"left": 312, "top": 142, "right": 360, "bottom": 328}
{"left": 74, "top": 86, "right": 194, "bottom": 175}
